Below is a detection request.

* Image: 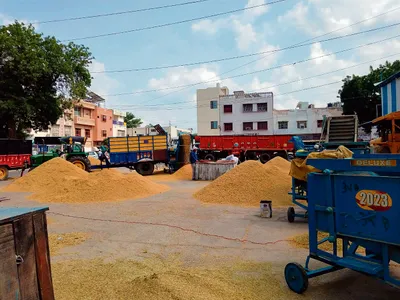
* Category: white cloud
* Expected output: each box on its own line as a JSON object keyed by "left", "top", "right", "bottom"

{"left": 232, "top": 20, "right": 258, "bottom": 51}
{"left": 0, "top": 13, "right": 39, "bottom": 29}
{"left": 245, "top": 0, "right": 269, "bottom": 18}
{"left": 256, "top": 43, "right": 281, "bottom": 68}
{"left": 89, "top": 60, "right": 120, "bottom": 105}
{"left": 191, "top": 19, "right": 228, "bottom": 35}
{"left": 279, "top": 0, "right": 399, "bottom": 36}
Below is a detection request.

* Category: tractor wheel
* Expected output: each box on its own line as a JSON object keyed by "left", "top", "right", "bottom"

{"left": 68, "top": 156, "right": 91, "bottom": 172}
{"left": 0, "top": 166, "right": 9, "bottom": 181}
{"left": 136, "top": 162, "right": 155, "bottom": 176}
{"left": 259, "top": 153, "right": 271, "bottom": 164}
{"left": 204, "top": 154, "right": 216, "bottom": 161}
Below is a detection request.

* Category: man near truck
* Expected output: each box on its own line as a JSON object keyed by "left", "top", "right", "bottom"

{"left": 190, "top": 147, "right": 199, "bottom": 180}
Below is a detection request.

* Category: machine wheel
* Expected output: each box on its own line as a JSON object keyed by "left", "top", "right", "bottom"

{"left": 0, "top": 166, "right": 9, "bottom": 181}
{"left": 259, "top": 153, "right": 271, "bottom": 164}
{"left": 287, "top": 207, "right": 295, "bottom": 223}
{"left": 68, "top": 156, "right": 91, "bottom": 171}
{"left": 136, "top": 162, "right": 155, "bottom": 176}
{"left": 284, "top": 263, "right": 309, "bottom": 294}
{"left": 204, "top": 154, "right": 216, "bottom": 161}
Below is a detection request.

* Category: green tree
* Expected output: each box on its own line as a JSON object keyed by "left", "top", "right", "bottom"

{"left": 339, "top": 60, "right": 400, "bottom": 131}
{"left": 0, "top": 22, "right": 92, "bottom": 138}
{"left": 124, "top": 112, "right": 143, "bottom": 128}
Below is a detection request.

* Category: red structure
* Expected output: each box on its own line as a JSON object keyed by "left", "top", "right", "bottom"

{"left": 0, "top": 139, "right": 32, "bottom": 180}
{"left": 196, "top": 135, "right": 294, "bottom": 163}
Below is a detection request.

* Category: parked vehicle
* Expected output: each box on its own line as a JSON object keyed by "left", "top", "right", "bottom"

{"left": 370, "top": 111, "right": 400, "bottom": 153}
{"left": 196, "top": 135, "right": 294, "bottom": 163}
{"left": 0, "top": 139, "right": 32, "bottom": 180}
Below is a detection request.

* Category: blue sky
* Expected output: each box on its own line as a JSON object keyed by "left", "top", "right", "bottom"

{"left": 1, "top": 0, "right": 400, "bottom": 131}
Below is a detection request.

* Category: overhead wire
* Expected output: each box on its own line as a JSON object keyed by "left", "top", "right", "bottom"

{"left": 37, "top": 0, "right": 217, "bottom": 24}
{"left": 102, "top": 33, "right": 400, "bottom": 98}
{"left": 64, "top": 0, "right": 288, "bottom": 41}
{"left": 93, "top": 20, "right": 400, "bottom": 73}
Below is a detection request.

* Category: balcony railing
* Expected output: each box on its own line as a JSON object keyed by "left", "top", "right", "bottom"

{"left": 74, "top": 116, "right": 95, "bottom": 126}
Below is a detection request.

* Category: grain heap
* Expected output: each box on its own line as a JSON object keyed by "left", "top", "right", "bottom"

{"left": 171, "top": 164, "right": 192, "bottom": 180}
{"left": 3, "top": 158, "right": 169, "bottom": 203}
{"left": 88, "top": 156, "right": 101, "bottom": 165}
{"left": 193, "top": 157, "right": 292, "bottom": 207}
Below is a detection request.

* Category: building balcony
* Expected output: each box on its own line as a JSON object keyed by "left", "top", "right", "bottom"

{"left": 74, "top": 116, "right": 95, "bottom": 126}
{"left": 112, "top": 120, "right": 125, "bottom": 126}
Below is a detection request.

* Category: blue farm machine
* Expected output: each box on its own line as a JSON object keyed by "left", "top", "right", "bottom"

{"left": 284, "top": 153, "right": 400, "bottom": 293}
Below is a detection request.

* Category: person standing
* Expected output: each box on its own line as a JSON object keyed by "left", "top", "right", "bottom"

{"left": 190, "top": 147, "right": 199, "bottom": 180}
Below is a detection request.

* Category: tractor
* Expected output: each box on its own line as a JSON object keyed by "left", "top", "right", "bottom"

{"left": 30, "top": 136, "right": 91, "bottom": 171}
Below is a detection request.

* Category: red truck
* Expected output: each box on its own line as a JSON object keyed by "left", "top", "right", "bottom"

{"left": 196, "top": 135, "right": 294, "bottom": 163}
{"left": 0, "top": 139, "right": 32, "bottom": 180}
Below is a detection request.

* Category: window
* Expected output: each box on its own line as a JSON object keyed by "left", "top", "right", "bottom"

{"left": 243, "top": 104, "right": 253, "bottom": 112}
{"left": 102, "top": 115, "right": 107, "bottom": 122}
{"left": 257, "top": 121, "right": 268, "bottom": 130}
{"left": 278, "top": 121, "right": 288, "bottom": 129}
{"left": 102, "top": 130, "right": 107, "bottom": 137}
{"left": 210, "top": 100, "right": 218, "bottom": 109}
{"left": 85, "top": 129, "right": 91, "bottom": 138}
{"left": 64, "top": 126, "right": 72, "bottom": 136}
{"left": 51, "top": 125, "right": 60, "bottom": 136}
{"left": 257, "top": 103, "right": 268, "bottom": 112}
{"left": 297, "top": 121, "right": 307, "bottom": 129}
{"left": 224, "top": 105, "right": 233, "bottom": 113}
{"left": 75, "top": 128, "right": 81, "bottom": 136}
{"left": 317, "top": 120, "right": 323, "bottom": 128}
{"left": 74, "top": 107, "right": 81, "bottom": 116}
{"left": 84, "top": 109, "right": 91, "bottom": 117}
{"left": 243, "top": 122, "right": 253, "bottom": 131}
{"left": 117, "top": 130, "right": 125, "bottom": 137}
{"left": 224, "top": 123, "right": 233, "bottom": 131}
{"left": 211, "top": 121, "right": 218, "bottom": 129}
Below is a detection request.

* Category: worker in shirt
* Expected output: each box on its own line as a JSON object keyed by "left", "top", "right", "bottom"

{"left": 225, "top": 154, "right": 239, "bottom": 166}
{"left": 190, "top": 147, "right": 199, "bottom": 180}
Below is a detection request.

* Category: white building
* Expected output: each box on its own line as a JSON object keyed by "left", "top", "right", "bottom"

{"left": 219, "top": 91, "right": 273, "bottom": 135}
{"left": 196, "top": 83, "right": 229, "bottom": 136}
{"left": 29, "top": 110, "right": 74, "bottom": 139}
{"left": 112, "top": 110, "right": 127, "bottom": 137}
{"left": 273, "top": 102, "right": 343, "bottom": 139}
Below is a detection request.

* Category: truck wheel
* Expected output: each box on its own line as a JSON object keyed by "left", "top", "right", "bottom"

{"left": 204, "top": 154, "right": 215, "bottom": 161}
{"left": 0, "top": 166, "right": 9, "bottom": 181}
{"left": 68, "top": 156, "right": 91, "bottom": 171}
{"left": 260, "top": 153, "right": 271, "bottom": 164}
{"left": 136, "top": 162, "right": 155, "bottom": 176}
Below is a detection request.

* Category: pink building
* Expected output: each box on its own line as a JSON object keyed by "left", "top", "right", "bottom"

{"left": 74, "top": 101, "right": 96, "bottom": 149}
{"left": 94, "top": 106, "right": 113, "bottom": 146}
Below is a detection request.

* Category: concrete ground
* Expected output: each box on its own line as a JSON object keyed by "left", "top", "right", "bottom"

{"left": 1, "top": 170, "right": 399, "bottom": 299}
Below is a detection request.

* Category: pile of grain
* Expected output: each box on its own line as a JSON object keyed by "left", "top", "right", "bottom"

{"left": 171, "top": 164, "right": 192, "bottom": 180}
{"left": 3, "top": 158, "right": 169, "bottom": 203}
{"left": 193, "top": 157, "right": 291, "bottom": 207}
{"left": 52, "top": 258, "right": 297, "bottom": 300}
{"left": 88, "top": 156, "right": 101, "bottom": 165}
{"left": 49, "top": 232, "right": 88, "bottom": 255}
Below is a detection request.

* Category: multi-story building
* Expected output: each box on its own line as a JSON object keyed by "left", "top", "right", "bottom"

{"left": 29, "top": 109, "right": 74, "bottom": 139}
{"left": 93, "top": 106, "right": 113, "bottom": 146}
{"left": 219, "top": 91, "right": 273, "bottom": 135}
{"left": 273, "top": 102, "right": 343, "bottom": 139}
{"left": 196, "top": 83, "right": 229, "bottom": 136}
{"left": 112, "top": 110, "right": 127, "bottom": 137}
{"left": 73, "top": 101, "right": 96, "bottom": 149}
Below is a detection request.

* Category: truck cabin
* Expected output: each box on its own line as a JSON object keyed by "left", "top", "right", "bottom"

{"left": 372, "top": 111, "right": 400, "bottom": 153}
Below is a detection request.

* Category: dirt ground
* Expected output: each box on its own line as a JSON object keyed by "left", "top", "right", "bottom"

{"left": 1, "top": 170, "right": 399, "bottom": 299}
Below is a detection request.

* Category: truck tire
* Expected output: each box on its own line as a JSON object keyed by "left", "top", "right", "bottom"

{"left": 68, "top": 156, "right": 91, "bottom": 172}
{"left": 204, "top": 154, "right": 216, "bottom": 161}
{"left": 136, "top": 162, "right": 155, "bottom": 176}
{"left": 260, "top": 153, "right": 271, "bottom": 164}
{"left": 0, "top": 166, "right": 9, "bottom": 181}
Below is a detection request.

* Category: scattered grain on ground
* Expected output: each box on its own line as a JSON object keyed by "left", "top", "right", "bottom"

{"left": 88, "top": 156, "right": 101, "bottom": 165}
{"left": 3, "top": 158, "right": 169, "bottom": 203}
{"left": 150, "top": 164, "right": 193, "bottom": 182}
{"left": 49, "top": 232, "right": 88, "bottom": 255}
{"left": 290, "top": 232, "right": 365, "bottom": 254}
{"left": 194, "top": 158, "right": 291, "bottom": 207}
{"left": 52, "top": 258, "right": 300, "bottom": 300}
